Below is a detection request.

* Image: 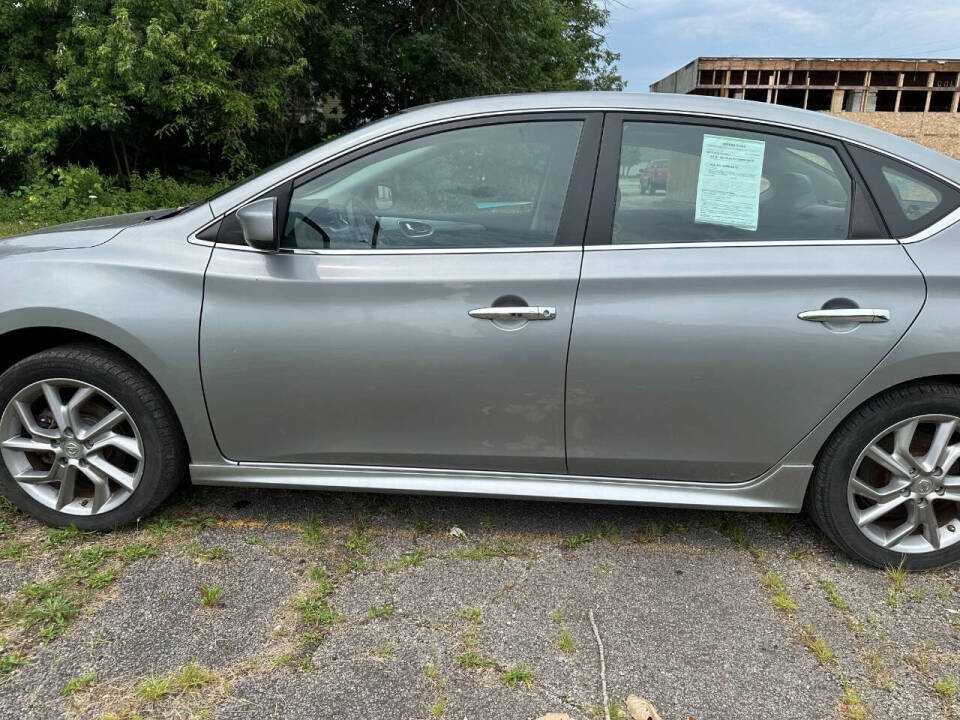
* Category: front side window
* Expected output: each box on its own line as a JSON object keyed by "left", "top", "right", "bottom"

{"left": 282, "top": 120, "right": 583, "bottom": 250}
{"left": 614, "top": 121, "right": 853, "bottom": 244}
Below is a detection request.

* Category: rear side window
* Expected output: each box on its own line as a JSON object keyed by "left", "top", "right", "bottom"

{"left": 614, "top": 121, "right": 855, "bottom": 244}
{"left": 849, "top": 145, "right": 960, "bottom": 238}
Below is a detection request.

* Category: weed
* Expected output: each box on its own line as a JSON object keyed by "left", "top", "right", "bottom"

{"left": 87, "top": 569, "right": 118, "bottom": 589}
{"left": 839, "top": 682, "right": 868, "bottom": 720}
{"left": 458, "top": 607, "right": 482, "bottom": 623}
{"left": 885, "top": 559, "right": 907, "bottom": 592}
{"left": 23, "top": 593, "right": 81, "bottom": 640}
{"left": 62, "top": 544, "right": 110, "bottom": 577}
{"left": 308, "top": 566, "right": 335, "bottom": 596}
{"left": 147, "top": 517, "right": 178, "bottom": 540}
{"left": 345, "top": 533, "right": 369, "bottom": 555}
{"left": 886, "top": 589, "right": 900, "bottom": 608}
{"left": 565, "top": 523, "right": 619, "bottom": 549}
{"left": 449, "top": 540, "right": 528, "bottom": 561}
{"left": 864, "top": 652, "right": 893, "bottom": 691}
{"left": 0, "top": 541, "right": 27, "bottom": 563}
{"left": 399, "top": 549, "right": 424, "bottom": 568}
{"left": 935, "top": 675, "right": 958, "bottom": 700}
{"left": 503, "top": 663, "right": 534, "bottom": 689}
{"left": 768, "top": 514, "right": 795, "bottom": 535}
{"left": 297, "top": 592, "right": 336, "bottom": 628}
{"left": 189, "top": 545, "right": 230, "bottom": 562}
{"left": 596, "top": 561, "right": 613, "bottom": 575}
{"left": 551, "top": 608, "right": 563, "bottom": 624}
{"left": 425, "top": 697, "right": 447, "bottom": 718}
{"left": 367, "top": 602, "right": 395, "bottom": 619}
{"left": 62, "top": 671, "right": 97, "bottom": 696}
{"left": 634, "top": 523, "right": 663, "bottom": 544}
{"left": 302, "top": 515, "right": 326, "bottom": 548}
{"left": 666, "top": 522, "right": 687, "bottom": 535}
{"left": 761, "top": 572, "right": 797, "bottom": 613}
{"left": 120, "top": 542, "right": 157, "bottom": 562}
{"left": 821, "top": 580, "right": 847, "bottom": 609}
{"left": 457, "top": 651, "right": 494, "bottom": 669}
{"left": 138, "top": 663, "right": 217, "bottom": 701}
{"left": 788, "top": 548, "right": 810, "bottom": 561}
{"left": 0, "top": 652, "right": 28, "bottom": 673}
{"left": 247, "top": 536, "right": 278, "bottom": 554}
{"left": 198, "top": 584, "right": 223, "bottom": 608}
{"left": 938, "top": 586, "right": 951, "bottom": 601}
{"left": 801, "top": 625, "right": 835, "bottom": 664}
{"left": 424, "top": 663, "right": 438, "bottom": 679}
{"left": 557, "top": 628, "right": 575, "bottom": 653}
{"left": 373, "top": 641, "right": 395, "bottom": 659}
{"left": 42, "top": 526, "right": 90, "bottom": 549}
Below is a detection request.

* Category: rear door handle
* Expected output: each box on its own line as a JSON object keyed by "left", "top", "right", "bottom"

{"left": 468, "top": 306, "right": 556, "bottom": 321}
{"left": 798, "top": 308, "right": 890, "bottom": 323}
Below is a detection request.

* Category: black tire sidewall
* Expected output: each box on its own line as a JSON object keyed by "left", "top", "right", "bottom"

{"left": 814, "top": 385, "right": 960, "bottom": 570}
{"left": 0, "top": 347, "right": 179, "bottom": 529}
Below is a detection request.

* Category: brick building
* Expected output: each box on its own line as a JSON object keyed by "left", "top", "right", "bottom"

{"left": 651, "top": 58, "right": 960, "bottom": 159}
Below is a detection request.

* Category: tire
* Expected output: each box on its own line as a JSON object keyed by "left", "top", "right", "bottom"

{"left": 807, "top": 382, "right": 960, "bottom": 570}
{"left": 0, "top": 344, "right": 186, "bottom": 529}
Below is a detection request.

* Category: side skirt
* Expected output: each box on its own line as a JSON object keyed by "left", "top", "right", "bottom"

{"left": 189, "top": 462, "right": 812, "bottom": 513}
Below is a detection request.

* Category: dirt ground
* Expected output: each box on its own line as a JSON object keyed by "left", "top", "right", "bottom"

{"left": 1, "top": 483, "right": 958, "bottom": 720}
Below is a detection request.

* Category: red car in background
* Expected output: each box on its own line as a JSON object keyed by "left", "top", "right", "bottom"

{"left": 641, "top": 158, "right": 669, "bottom": 193}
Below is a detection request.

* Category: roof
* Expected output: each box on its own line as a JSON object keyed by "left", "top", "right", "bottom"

{"left": 210, "top": 92, "right": 960, "bottom": 216}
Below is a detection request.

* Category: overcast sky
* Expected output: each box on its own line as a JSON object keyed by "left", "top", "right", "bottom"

{"left": 606, "top": 0, "right": 960, "bottom": 90}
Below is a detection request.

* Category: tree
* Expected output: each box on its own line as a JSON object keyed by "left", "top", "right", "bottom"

{"left": 0, "top": 0, "right": 622, "bottom": 186}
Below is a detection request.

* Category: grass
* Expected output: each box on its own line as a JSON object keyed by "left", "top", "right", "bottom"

{"left": 839, "top": 682, "right": 868, "bottom": 720}
{"left": 198, "top": 584, "right": 223, "bottom": 608}
{"left": 557, "top": 628, "right": 576, "bottom": 653}
{"left": 62, "top": 544, "right": 110, "bottom": 577}
{"left": 0, "top": 652, "right": 28, "bottom": 673}
{"left": 564, "top": 523, "right": 619, "bottom": 549}
{"left": 308, "top": 566, "right": 335, "bottom": 596}
{"left": 633, "top": 523, "right": 663, "bottom": 544}
{"left": 120, "top": 542, "right": 157, "bottom": 562}
{"left": 425, "top": 697, "right": 447, "bottom": 718}
{"left": 801, "top": 624, "right": 835, "bottom": 665}
{"left": 188, "top": 544, "right": 230, "bottom": 562}
{"left": 457, "top": 651, "right": 495, "bottom": 669}
{"left": 22, "top": 592, "right": 82, "bottom": 641}
{"left": 761, "top": 572, "right": 797, "bottom": 614}
{"left": 457, "top": 607, "right": 482, "bottom": 623}
{"left": 62, "top": 671, "right": 97, "bottom": 696}
{"left": 821, "top": 579, "right": 848, "bottom": 609}
{"left": 449, "top": 540, "right": 528, "bottom": 561}
{"left": 302, "top": 515, "right": 326, "bottom": 548}
{"left": 788, "top": 547, "right": 811, "bottom": 561}
{"left": 138, "top": 663, "right": 217, "bottom": 701}
{"left": 934, "top": 674, "right": 958, "bottom": 700}
{"left": 297, "top": 592, "right": 337, "bottom": 628}
{"left": 87, "top": 569, "right": 118, "bottom": 589}
{"left": 721, "top": 518, "right": 764, "bottom": 560}
{"left": 0, "top": 540, "right": 27, "bottom": 563}
{"left": 551, "top": 608, "right": 563, "bottom": 624}
{"left": 366, "top": 602, "right": 395, "bottom": 619}
{"left": 885, "top": 559, "right": 908, "bottom": 592}
{"left": 345, "top": 533, "right": 369, "bottom": 555}
{"left": 587, "top": 704, "right": 628, "bottom": 720}
{"left": 42, "top": 525, "right": 91, "bottom": 549}
{"left": 372, "top": 641, "right": 395, "bottom": 659}
{"left": 247, "top": 536, "right": 278, "bottom": 554}
{"left": 503, "top": 663, "right": 534, "bottom": 689}
{"left": 398, "top": 549, "right": 424, "bottom": 568}
{"left": 864, "top": 651, "right": 893, "bottom": 691}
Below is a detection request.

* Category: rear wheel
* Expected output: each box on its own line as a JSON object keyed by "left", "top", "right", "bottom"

{"left": 0, "top": 345, "right": 186, "bottom": 529}
{"left": 808, "top": 382, "right": 960, "bottom": 569}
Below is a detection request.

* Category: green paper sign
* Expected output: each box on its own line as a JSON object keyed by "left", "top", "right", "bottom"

{"left": 695, "top": 134, "right": 766, "bottom": 231}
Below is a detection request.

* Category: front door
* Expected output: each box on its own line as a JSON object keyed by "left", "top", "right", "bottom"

{"left": 201, "top": 115, "right": 600, "bottom": 473}
{"left": 566, "top": 116, "right": 926, "bottom": 482}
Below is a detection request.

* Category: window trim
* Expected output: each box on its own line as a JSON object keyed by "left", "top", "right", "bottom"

{"left": 207, "top": 112, "right": 603, "bottom": 255}
{"left": 584, "top": 112, "right": 889, "bottom": 249}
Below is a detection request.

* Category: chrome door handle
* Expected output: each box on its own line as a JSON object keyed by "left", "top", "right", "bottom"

{"left": 468, "top": 306, "right": 557, "bottom": 321}
{"left": 798, "top": 308, "right": 890, "bottom": 324}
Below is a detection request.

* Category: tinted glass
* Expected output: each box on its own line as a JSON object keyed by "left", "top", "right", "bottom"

{"left": 614, "top": 122, "right": 853, "bottom": 244}
{"left": 848, "top": 144, "right": 960, "bottom": 238}
{"left": 282, "top": 121, "right": 583, "bottom": 250}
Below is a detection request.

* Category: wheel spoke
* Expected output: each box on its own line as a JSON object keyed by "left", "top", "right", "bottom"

{"left": 12, "top": 400, "right": 58, "bottom": 440}
{"left": 894, "top": 420, "right": 919, "bottom": 466}
{"left": 86, "top": 455, "right": 136, "bottom": 492}
{"left": 866, "top": 444, "right": 914, "bottom": 478}
{"left": 15, "top": 462, "right": 61, "bottom": 485}
{"left": 80, "top": 465, "right": 110, "bottom": 513}
{"left": 78, "top": 409, "right": 125, "bottom": 442}
{"left": 89, "top": 432, "right": 142, "bottom": 461}
{"left": 55, "top": 465, "right": 77, "bottom": 511}
{"left": 65, "top": 387, "right": 96, "bottom": 433}
{"left": 40, "top": 383, "right": 67, "bottom": 431}
{"left": 850, "top": 477, "right": 907, "bottom": 503}
{"left": 0, "top": 436, "right": 52, "bottom": 453}
{"left": 923, "top": 419, "right": 958, "bottom": 472}
{"left": 919, "top": 502, "right": 941, "bottom": 549}
{"left": 854, "top": 494, "right": 910, "bottom": 527}
{"left": 883, "top": 507, "right": 920, "bottom": 548}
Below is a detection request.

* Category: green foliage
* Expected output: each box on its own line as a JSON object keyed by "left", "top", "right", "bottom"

{"left": 62, "top": 671, "right": 97, "bottom": 697}
{"left": 198, "top": 583, "right": 223, "bottom": 607}
{"left": 0, "top": 1, "right": 621, "bottom": 190}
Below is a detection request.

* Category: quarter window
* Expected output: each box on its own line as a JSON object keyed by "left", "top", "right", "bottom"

{"left": 282, "top": 121, "right": 583, "bottom": 250}
{"left": 614, "top": 122, "right": 853, "bottom": 244}
{"left": 848, "top": 145, "right": 960, "bottom": 238}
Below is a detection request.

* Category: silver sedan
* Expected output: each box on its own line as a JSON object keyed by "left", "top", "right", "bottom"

{"left": 2, "top": 92, "right": 960, "bottom": 569}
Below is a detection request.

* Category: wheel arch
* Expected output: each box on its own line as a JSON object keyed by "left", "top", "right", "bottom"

{"left": 0, "top": 324, "right": 193, "bottom": 462}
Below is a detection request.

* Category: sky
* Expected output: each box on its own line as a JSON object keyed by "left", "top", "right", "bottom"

{"left": 605, "top": 0, "right": 960, "bottom": 90}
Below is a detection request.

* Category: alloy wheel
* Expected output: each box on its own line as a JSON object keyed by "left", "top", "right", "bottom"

{"left": 0, "top": 379, "right": 144, "bottom": 515}
{"left": 847, "top": 414, "right": 960, "bottom": 554}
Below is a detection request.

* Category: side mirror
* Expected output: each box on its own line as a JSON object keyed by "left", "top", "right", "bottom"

{"left": 235, "top": 197, "right": 279, "bottom": 252}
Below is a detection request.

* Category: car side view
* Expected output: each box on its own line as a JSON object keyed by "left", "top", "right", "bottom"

{"left": 4, "top": 92, "right": 960, "bottom": 570}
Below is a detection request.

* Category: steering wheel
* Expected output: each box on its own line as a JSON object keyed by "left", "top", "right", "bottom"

{"left": 345, "top": 195, "right": 380, "bottom": 247}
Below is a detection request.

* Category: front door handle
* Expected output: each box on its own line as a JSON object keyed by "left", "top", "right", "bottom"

{"left": 468, "top": 306, "right": 557, "bottom": 321}
{"left": 798, "top": 308, "right": 890, "bottom": 324}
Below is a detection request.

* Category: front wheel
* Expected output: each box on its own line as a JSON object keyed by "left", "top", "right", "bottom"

{"left": 0, "top": 345, "right": 186, "bottom": 529}
{"left": 807, "top": 382, "right": 960, "bottom": 569}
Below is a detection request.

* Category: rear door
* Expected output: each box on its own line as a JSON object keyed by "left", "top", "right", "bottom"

{"left": 565, "top": 114, "right": 926, "bottom": 482}
{"left": 200, "top": 114, "right": 601, "bottom": 473}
